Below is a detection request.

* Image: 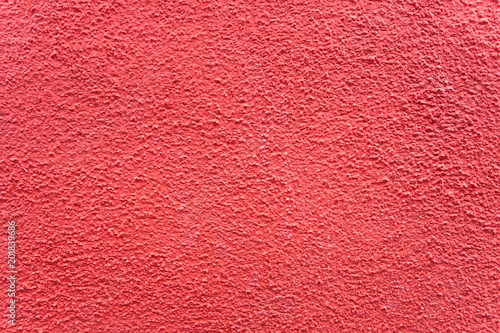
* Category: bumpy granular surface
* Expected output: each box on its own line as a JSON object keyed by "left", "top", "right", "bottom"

{"left": 1, "top": 0, "right": 499, "bottom": 332}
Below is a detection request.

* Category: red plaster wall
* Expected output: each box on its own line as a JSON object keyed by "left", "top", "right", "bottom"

{"left": 1, "top": 0, "right": 499, "bottom": 332}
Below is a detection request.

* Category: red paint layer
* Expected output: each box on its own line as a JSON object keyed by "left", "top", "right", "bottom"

{"left": 1, "top": 0, "right": 499, "bottom": 332}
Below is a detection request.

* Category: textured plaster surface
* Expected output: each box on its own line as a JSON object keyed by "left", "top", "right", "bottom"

{"left": 1, "top": 0, "right": 500, "bottom": 332}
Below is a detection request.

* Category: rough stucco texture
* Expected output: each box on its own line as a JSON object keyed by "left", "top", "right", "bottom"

{"left": 1, "top": 0, "right": 500, "bottom": 332}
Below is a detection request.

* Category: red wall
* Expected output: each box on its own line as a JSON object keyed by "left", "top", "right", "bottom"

{"left": 1, "top": 1, "right": 499, "bottom": 332}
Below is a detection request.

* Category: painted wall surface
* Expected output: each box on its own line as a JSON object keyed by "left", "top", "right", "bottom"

{"left": 1, "top": 1, "right": 499, "bottom": 332}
